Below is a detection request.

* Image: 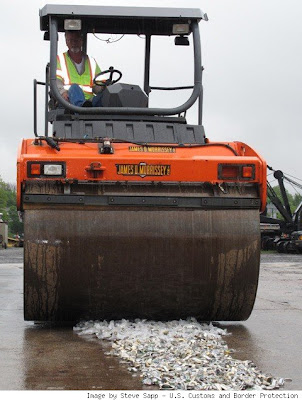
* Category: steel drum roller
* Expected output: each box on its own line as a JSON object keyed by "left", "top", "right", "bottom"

{"left": 24, "top": 208, "right": 260, "bottom": 321}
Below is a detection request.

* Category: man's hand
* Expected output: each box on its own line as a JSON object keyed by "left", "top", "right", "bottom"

{"left": 93, "top": 84, "right": 105, "bottom": 94}
{"left": 62, "top": 91, "right": 69, "bottom": 101}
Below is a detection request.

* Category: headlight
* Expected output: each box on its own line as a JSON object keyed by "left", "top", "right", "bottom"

{"left": 44, "top": 164, "right": 63, "bottom": 176}
{"left": 64, "top": 19, "right": 82, "bottom": 30}
{"left": 27, "top": 162, "right": 65, "bottom": 178}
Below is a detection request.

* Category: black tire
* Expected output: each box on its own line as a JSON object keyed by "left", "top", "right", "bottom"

{"left": 283, "top": 241, "right": 289, "bottom": 253}
{"left": 261, "top": 236, "right": 270, "bottom": 250}
{"left": 268, "top": 238, "right": 276, "bottom": 250}
{"left": 276, "top": 241, "right": 284, "bottom": 253}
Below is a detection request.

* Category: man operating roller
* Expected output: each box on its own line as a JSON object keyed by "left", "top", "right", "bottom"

{"left": 56, "top": 30, "right": 103, "bottom": 107}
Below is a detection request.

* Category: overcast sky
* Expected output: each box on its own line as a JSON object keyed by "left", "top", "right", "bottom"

{"left": 0, "top": 0, "right": 301, "bottom": 191}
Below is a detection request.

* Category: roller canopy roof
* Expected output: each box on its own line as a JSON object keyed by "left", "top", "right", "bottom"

{"left": 40, "top": 4, "right": 207, "bottom": 35}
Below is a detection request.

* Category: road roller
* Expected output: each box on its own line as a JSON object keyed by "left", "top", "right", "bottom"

{"left": 17, "top": 5, "right": 267, "bottom": 322}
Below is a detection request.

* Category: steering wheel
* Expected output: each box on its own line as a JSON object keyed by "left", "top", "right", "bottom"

{"left": 93, "top": 66, "right": 122, "bottom": 87}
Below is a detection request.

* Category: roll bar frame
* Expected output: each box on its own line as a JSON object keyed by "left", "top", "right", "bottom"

{"left": 48, "top": 16, "right": 204, "bottom": 121}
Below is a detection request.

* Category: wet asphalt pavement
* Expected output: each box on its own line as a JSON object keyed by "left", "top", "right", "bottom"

{"left": 0, "top": 248, "right": 301, "bottom": 390}
{"left": 220, "top": 253, "right": 302, "bottom": 390}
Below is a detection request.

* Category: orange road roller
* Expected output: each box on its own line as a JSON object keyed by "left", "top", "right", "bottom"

{"left": 17, "top": 5, "right": 267, "bottom": 321}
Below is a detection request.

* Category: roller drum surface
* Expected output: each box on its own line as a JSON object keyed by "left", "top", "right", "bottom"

{"left": 24, "top": 209, "right": 260, "bottom": 321}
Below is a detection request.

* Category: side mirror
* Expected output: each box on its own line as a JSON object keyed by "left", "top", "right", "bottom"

{"left": 175, "top": 36, "right": 190, "bottom": 46}
{"left": 44, "top": 31, "right": 58, "bottom": 41}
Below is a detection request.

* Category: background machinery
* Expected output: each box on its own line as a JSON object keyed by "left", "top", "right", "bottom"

{"left": 0, "top": 213, "right": 8, "bottom": 250}
{"left": 17, "top": 5, "right": 267, "bottom": 322}
{"left": 261, "top": 168, "right": 302, "bottom": 253}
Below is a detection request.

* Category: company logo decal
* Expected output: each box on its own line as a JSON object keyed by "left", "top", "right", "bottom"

{"left": 116, "top": 162, "right": 171, "bottom": 178}
{"left": 129, "top": 146, "right": 176, "bottom": 153}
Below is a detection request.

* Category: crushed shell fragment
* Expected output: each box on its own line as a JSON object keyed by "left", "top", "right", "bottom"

{"left": 74, "top": 319, "right": 287, "bottom": 390}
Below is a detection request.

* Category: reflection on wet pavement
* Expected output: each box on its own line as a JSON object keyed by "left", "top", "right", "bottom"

{"left": 22, "top": 325, "right": 144, "bottom": 390}
{"left": 0, "top": 263, "right": 143, "bottom": 390}
{"left": 220, "top": 256, "right": 302, "bottom": 390}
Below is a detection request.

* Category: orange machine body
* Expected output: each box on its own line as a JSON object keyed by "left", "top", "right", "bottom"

{"left": 17, "top": 138, "right": 267, "bottom": 211}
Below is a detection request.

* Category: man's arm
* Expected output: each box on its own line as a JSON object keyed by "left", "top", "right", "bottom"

{"left": 56, "top": 55, "right": 69, "bottom": 100}
{"left": 57, "top": 78, "right": 69, "bottom": 100}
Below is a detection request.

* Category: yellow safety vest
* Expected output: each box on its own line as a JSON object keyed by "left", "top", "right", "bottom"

{"left": 56, "top": 52, "right": 101, "bottom": 100}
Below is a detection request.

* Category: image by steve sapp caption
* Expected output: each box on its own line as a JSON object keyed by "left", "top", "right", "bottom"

{"left": 86, "top": 392, "right": 301, "bottom": 400}
{"left": 87, "top": 394, "right": 159, "bottom": 399}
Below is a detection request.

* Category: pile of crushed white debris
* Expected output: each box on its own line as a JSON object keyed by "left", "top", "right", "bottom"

{"left": 74, "top": 319, "right": 286, "bottom": 390}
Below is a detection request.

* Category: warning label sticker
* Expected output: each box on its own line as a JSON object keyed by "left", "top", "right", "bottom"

{"left": 116, "top": 162, "right": 171, "bottom": 178}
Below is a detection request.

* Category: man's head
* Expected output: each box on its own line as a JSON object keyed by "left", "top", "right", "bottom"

{"left": 65, "top": 31, "right": 83, "bottom": 54}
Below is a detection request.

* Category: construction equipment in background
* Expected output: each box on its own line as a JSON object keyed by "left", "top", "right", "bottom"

{"left": 261, "top": 168, "right": 302, "bottom": 253}
{"left": 8, "top": 234, "right": 24, "bottom": 248}
{"left": 0, "top": 213, "right": 8, "bottom": 249}
{"left": 17, "top": 5, "right": 267, "bottom": 322}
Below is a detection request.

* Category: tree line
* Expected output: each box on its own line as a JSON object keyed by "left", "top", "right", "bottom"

{"left": 0, "top": 176, "right": 24, "bottom": 236}
{"left": 267, "top": 185, "right": 302, "bottom": 213}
